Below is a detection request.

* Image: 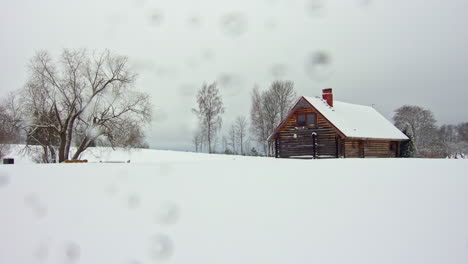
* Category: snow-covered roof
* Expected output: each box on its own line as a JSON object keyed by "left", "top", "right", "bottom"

{"left": 269, "top": 96, "right": 409, "bottom": 141}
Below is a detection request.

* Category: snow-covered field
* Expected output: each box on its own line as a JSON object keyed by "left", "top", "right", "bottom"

{"left": 1, "top": 147, "right": 468, "bottom": 264}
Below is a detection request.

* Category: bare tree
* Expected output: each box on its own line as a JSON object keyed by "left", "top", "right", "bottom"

{"left": 221, "top": 135, "right": 231, "bottom": 154}
{"left": 453, "top": 122, "right": 468, "bottom": 157}
{"left": 249, "top": 81, "right": 297, "bottom": 156}
{"left": 250, "top": 86, "right": 270, "bottom": 156}
{"left": 192, "top": 83, "right": 225, "bottom": 153}
{"left": 228, "top": 124, "right": 237, "bottom": 154}
{"left": 457, "top": 122, "right": 468, "bottom": 142}
{"left": 0, "top": 94, "right": 22, "bottom": 159}
{"left": 234, "top": 115, "right": 248, "bottom": 155}
{"left": 18, "top": 49, "right": 151, "bottom": 162}
{"left": 0, "top": 105, "right": 13, "bottom": 159}
{"left": 270, "top": 80, "right": 296, "bottom": 120}
{"left": 393, "top": 105, "right": 438, "bottom": 157}
{"left": 192, "top": 128, "right": 204, "bottom": 152}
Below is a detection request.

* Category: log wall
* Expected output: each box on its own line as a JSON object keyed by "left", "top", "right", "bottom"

{"left": 273, "top": 107, "right": 401, "bottom": 159}
{"left": 343, "top": 139, "right": 398, "bottom": 158}
{"left": 276, "top": 108, "right": 340, "bottom": 158}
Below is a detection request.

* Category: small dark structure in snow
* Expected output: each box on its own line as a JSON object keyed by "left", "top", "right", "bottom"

{"left": 268, "top": 89, "right": 409, "bottom": 159}
{"left": 2, "top": 158, "right": 14, "bottom": 164}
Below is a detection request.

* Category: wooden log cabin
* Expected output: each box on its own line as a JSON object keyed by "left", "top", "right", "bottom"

{"left": 267, "top": 89, "right": 409, "bottom": 159}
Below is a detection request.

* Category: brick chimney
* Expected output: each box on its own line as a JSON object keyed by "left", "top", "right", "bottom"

{"left": 322, "top": 88, "right": 333, "bottom": 107}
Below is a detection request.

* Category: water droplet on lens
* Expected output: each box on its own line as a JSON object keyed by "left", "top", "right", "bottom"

{"left": 155, "top": 201, "right": 179, "bottom": 225}
{"left": 264, "top": 18, "right": 278, "bottom": 30}
{"left": 220, "top": 12, "right": 248, "bottom": 36}
{"left": 65, "top": 242, "right": 80, "bottom": 262}
{"left": 305, "top": 51, "right": 333, "bottom": 81}
{"left": 24, "top": 194, "right": 47, "bottom": 218}
{"left": 0, "top": 172, "right": 9, "bottom": 188}
{"left": 106, "top": 184, "right": 118, "bottom": 196}
{"left": 216, "top": 73, "right": 243, "bottom": 96}
{"left": 306, "top": 0, "right": 325, "bottom": 17}
{"left": 127, "top": 259, "right": 142, "bottom": 264}
{"left": 188, "top": 15, "right": 201, "bottom": 28}
{"left": 185, "top": 57, "right": 199, "bottom": 69}
{"left": 33, "top": 244, "right": 48, "bottom": 262}
{"left": 149, "top": 9, "right": 164, "bottom": 26}
{"left": 178, "top": 84, "right": 197, "bottom": 98}
{"left": 202, "top": 49, "right": 215, "bottom": 61}
{"left": 149, "top": 234, "right": 173, "bottom": 261}
{"left": 359, "top": 0, "right": 372, "bottom": 7}
{"left": 270, "top": 64, "right": 288, "bottom": 78}
{"left": 127, "top": 194, "right": 140, "bottom": 209}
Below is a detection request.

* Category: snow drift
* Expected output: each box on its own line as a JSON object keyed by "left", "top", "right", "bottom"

{"left": 0, "top": 148, "right": 468, "bottom": 264}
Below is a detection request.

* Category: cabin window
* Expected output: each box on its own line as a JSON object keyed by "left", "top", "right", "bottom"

{"left": 306, "top": 114, "right": 316, "bottom": 126}
{"left": 296, "top": 113, "right": 316, "bottom": 127}
{"left": 297, "top": 114, "right": 306, "bottom": 126}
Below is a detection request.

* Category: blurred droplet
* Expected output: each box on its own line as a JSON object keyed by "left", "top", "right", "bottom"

{"left": 178, "top": 84, "right": 197, "bottom": 97}
{"left": 24, "top": 194, "right": 47, "bottom": 218}
{"left": 188, "top": 15, "right": 201, "bottom": 28}
{"left": 127, "top": 259, "right": 142, "bottom": 264}
{"left": 34, "top": 205, "right": 48, "bottom": 218}
{"left": 106, "top": 184, "right": 118, "bottom": 196}
{"left": 306, "top": 0, "right": 325, "bottom": 17}
{"left": 217, "top": 73, "right": 243, "bottom": 96}
{"left": 264, "top": 18, "right": 278, "bottom": 30}
{"left": 25, "top": 194, "right": 39, "bottom": 206}
{"left": 149, "top": 9, "right": 164, "bottom": 26}
{"left": 305, "top": 51, "right": 333, "bottom": 81}
{"left": 127, "top": 194, "right": 140, "bottom": 209}
{"left": 220, "top": 12, "right": 248, "bottom": 36}
{"left": 155, "top": 66, "right": 177, "bottom": 78}
{"left": 202, "top": 49, "right": 215, "bottom": 61}
{"left": 33, "top": 244, "right": 48, "bottom": 262}
{"left": 127, "top": 193, "right": 140, "bottom": 209}
{"left": 270, "top": 64, "right": 288, "bottom": 78}
{"left": 185, "top": 57, "right": 199, "bottom": 69}
{"left": 155, "top": 201, "right": 180, "bottom": 225}
{"left": 131, "top": 59, "right": 155, "bottom": 72}
{"left": 217, "top": 73, "right": 234, "bottom": 87}
{"left": 154, "top": 108, "right": 168, "bottom": 122}
{"left": 0, "top": 172, "right": 9, "bottom": 188}
{"left": 133, "top": 0, "right": 146, "bottom": 7}
{"left": 359, "top": 0, "right": 372, "bottom": 6}
{"left": 65, "top": 242, "right": 80, "bottom": 262}
{"left": 149, "top": 234, "right": 173, "bottom": 261}
{"left": 265, "top": 0, "right": 281, "bottom": 5}
{"left": 106, "top": 13, "right": 128, "bottom": 29}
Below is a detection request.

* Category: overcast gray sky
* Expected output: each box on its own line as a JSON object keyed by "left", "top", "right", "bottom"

{"left": 1, "top": 0, "right": 468, "bottom": 151}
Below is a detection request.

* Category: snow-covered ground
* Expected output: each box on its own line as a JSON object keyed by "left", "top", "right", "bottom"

{"left": 1, "top": 147, "right": 468, "bottom": 264}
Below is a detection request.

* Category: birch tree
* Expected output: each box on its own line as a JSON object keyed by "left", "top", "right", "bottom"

{"left": 270, "top": 80, "right": 296, "bottom": 120}
{"left": 249, "top": 81, "right": 297, "bottom": 156}
{"left": 250, "top": 86, "right": 269, "bottom": 155}
{"left": 234, "top": 115, "right": 248, "bottom": 155}
{"left": 192, "top": 83, "right": 225, "bottom": 153}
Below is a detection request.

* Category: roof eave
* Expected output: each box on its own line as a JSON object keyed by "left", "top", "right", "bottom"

{"left": 345, "top": 136, "right": 409, "bottom": 141}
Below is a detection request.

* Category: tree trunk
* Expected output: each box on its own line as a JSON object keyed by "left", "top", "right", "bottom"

{"left": 72, "top": 139, "right": 88, "bottom": 160}
{"left": 58, "top": 131, "right": 67, "bottom": 162}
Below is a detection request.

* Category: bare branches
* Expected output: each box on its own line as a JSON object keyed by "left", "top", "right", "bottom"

{"left": 249, "top": 81, "right": 297, "bottom": 156}
{"left": 18, "top": 49, "right": 151, "bottom": 162}
{"left": 192, "top": 82, "right": 225, "bottom": 153}
{"left": 393, "top": 105, "right": 438, "bottom": 157}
